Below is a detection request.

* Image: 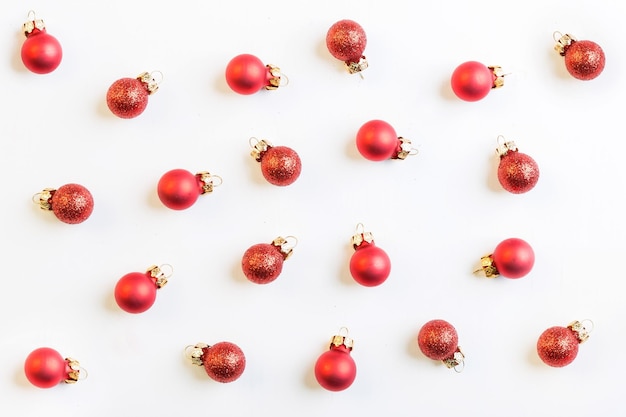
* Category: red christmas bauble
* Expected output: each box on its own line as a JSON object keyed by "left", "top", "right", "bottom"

{"left": 201, "top": 342, "right": 246, "bottom": 383}
{"left": 417, "top": 319, "right": 459, "bottom": 361}
{"left": 498, "top": 150, "right": 540, "bottom": 194}
{"left": 537, "top": 326, "right": 580, "bottom": 367}
{"left": 350, "top": 242, "right": 391, "bottom": 287}
{"left": 241, "top": 243, "right": 285, "bottom": 284}
{"left": 225, "top": 54, "right": 273, "bottom": 95}
{"left": 259, "top": 146, "right": 302, "bottom": 186}
{"left": 24, "top": 347, "right": 69, "bottom": 388}
{"left": 451, "top": 61, "right": 496, "bottom": 102}
{"left": 326, "top": 20, "right": 367, "bottom": 63}
{"left": 21, "top": 28, "right": 62, "bottom": 74}
{"left": 157, "top": 169, "right": 203, "bottom": 210}
{"left": 314, "top": 346, "right": 357, "bottom": 391}
{"left": 50, "top": 183, "right": 94, "bottom": 224}
{"left": 356, "top": 120, "right": 400, "bottom": 161}
{"left": 564, "top": 40, "right": 605, "bottom": 81}
{"left": 114, "top": 272, "right": 158, "bottom": 313}
{"left": 106, "top": 78, "right": 150, "bottom": 119}
{"left": 492, "top": 238, "right": 535, "bottom": 279}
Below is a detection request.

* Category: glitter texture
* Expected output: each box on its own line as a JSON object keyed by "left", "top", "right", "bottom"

{"left": 241, "top": 243, "right": 284, "bottom": 284}
{"left": 497, "top": 150, "right": 540, "bottom": 194}
{"left": 326, "top": 19, "right": 367, "bottom": 63}
{"left": 202, "top": 342, "right": 246, "bottom": 383}
{"left": 106, "top": 78, "right": 149, "bottom": 119}
{"left": 50, "top": 183, "right": 94, "bottom": 224}
{"left": 260, "top": 146, "right": 302, "bottom": 186}
{"left": 564, "top": 40, "right": 605, "bottom": 81}
{"left": 537, "top": 326, "right": 579, "bottom": 367}
{"left": 417, "top": 319, "right": 459, "bottom": 361}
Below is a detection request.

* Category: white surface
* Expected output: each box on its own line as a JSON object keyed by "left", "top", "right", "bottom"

{"left": 0, "top": 0, "right": 623, "bottom": 415}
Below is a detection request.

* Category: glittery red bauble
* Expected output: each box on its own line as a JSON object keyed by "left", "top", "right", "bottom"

{"left": 498, "top": 150, "right": 540, "bottom": 194}
{"left": 356, "top": 120, "right": 399, "bottom": 161}
{"left": 451, "top": 61, "right": 495, "bottom": 102}
{"left": 201, "top": 342, "right": 246, "bottom": 383}
{"left": 21, "top": 29, "right": 62, "bottom": 74}
{"left": 537, "top": 326, "right": 580, "bottom": 367}
{"left": 24, "top": 347, "right": 68, "bottom": 388}
{"left": 314, "top": 346, "right": 357, "bottom": 392}
{"left": 114, "top": 272, "right": 157, "bottom": 313}
{"left": 350, "top": 242, "right": 391, "bottom": 287}
{"left": 564, "top": 40, "right": 605, "bottom": 81}
{"left": 106, "top": 78, "right": 150, "bottom": 119}
{"left": 259, "top": 146, "right": 302, "bottom": 186}
{"left": 157, "top": 169, "right": 203, "bottom": 210}
{"left": 492, "top": 238, "right": 535, "bottom": 279}
{"left": 326, "top": 19, "right": 367, "bottom": 63}
{"left": 225, "top": 54, "right": 272, "bottom": 95}
{"left": 241, "top": 243, "right": 284, "bottom": 284}
{"left": 417, "top": 319, "right": 459, "bottom": 361}
{"left": 50, "top": 183, "right": 94, "bottom": 224}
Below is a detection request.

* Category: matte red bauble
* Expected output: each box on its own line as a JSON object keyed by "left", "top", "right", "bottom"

{"left": 34, "top": 183, "right": 94, "bottom": 224}
{"left": 537, "top": 320, "right": 592, "bottom": 367}
{"left": 186, "top": 341, "right": 246, "bottom": 383}
{"left": 114, "top": 265, "right": 171, "bottom": 313}
{"left": 496, "top": 137, "right": 540, "bottom": 194}
{"left": 451, "top": 61, "right": 504, "bottom": 101}
{"left": 106, "top": 72, "right": 160, "bottom": 118}
{"left": 250, "top": 138, "right": 302, "bottom": 186}
{"left": 349, "top": 224, "right": 391, "bottom": 287}
{"left": 24, "top": 347, "right": 83, "bottom": 388}
{"left": 477, "top": 237, "right": 535, "bottom": 279}
{"left": 20, "top": 12, "right": 62, "bottom": 74}
{"left": 157, "top": 169, "right": 221, "bottom": 210}
{"left": 225, "top": 54, "right": 282, "bottom": 95}
{"left": 241, "top": 236, "right": 296, "bottom": 284}
{"left": 417, "top": 320, "right": 465, "bottom": 370}
{"left": 554, "top": 33, "right": 605, "bottom": 80}
{"left": 356, "top": 120, "right": 414, "bottom": 161}
{"left": 326, "top": 19, "right": 368, "bottom": 74}
{"left": 314, "top": 329, "right": 357, "bottom": 391}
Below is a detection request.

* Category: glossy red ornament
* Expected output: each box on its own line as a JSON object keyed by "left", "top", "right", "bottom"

{"left": 106, "top": 72, "right": 160, "bottom": 118}
{"left": 186, "top": 341, "right": 246, "bottom": 383}
{"left": 554, "top": 33, "right": 605, "bottom": 80}
{"left": 417, "top": 320, "right": 465, "bottom": 370}
{"left": 477, "top": 237, "right": 535, "bottom": 279}
{"left": 114, "top": 265, "right": 171, "bottom": 313}
{"left": 349, "top": 224, "right": 391, "bottom": 287}
{"left": 450, "top": 61, "right": 504, "bottom": 101}
{"left": 356, "top": 120, "right": 414, "bottom": 161}
{"left": 537, "top": 320, "right": 592, "bottom": 367}
{"left": 496, "top": 137, "right": 540, "bottom": 194}
{"left": 314, "top": 329, "right": 357, "bottom": 391}
{"left": 326, "top": 19, "right": 368, "bottom": 74}
{"left": 24, "top": 347, "right": 82, "bottom": 388}
{"left": 241, "top": 236, "right": 296, "bottom": 284}
{"left": 225, "top": 54, "right": 282, "bottom": 95}
{"left": 35, "top": 183, "right": 94, "bottom": 224}
{"left": 20, "top": 12, "right": 62, "bottom": 74}
{"left": 157, "top": 169, "right": 221, "bottom": 210}
{"left": 250, "top": 138, "right": 302, "bottom": 186}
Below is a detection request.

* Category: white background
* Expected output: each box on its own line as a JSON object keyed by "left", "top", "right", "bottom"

{"left": 0, "top": 0, "right": 623, "bottom": 416}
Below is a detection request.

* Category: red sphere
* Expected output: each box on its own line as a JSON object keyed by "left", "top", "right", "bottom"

{"left": 356, "top": 120, "right": 399, "bottom": 161}
{"left": 114, "top": 272, "right": 157, "bottom": 313}
{"left": 225, "top": 54, "right": 270, "bottom": 95}
{"left": 349, "top": 243, "right": 391, "bottom": 287}
{"left": 24, "top": 347, "right": 68, "bottom": 388}
{"left": 326, "top": 20, "right": 367, "bottom": 63}
{"left": 492, "top": 238, "right": 535, "bottom": 279}
{"left": 157, "top": 169, "right": 202, "bottom": 210}
{"left": 450, "top": 61, "right": 495, "bottom": 102}
{"left": 537, "top": 326, "right": 579, "bottom": 367}
{"left": 106, "top": 78, "right": 150, "bottom": 119}
{"left": 202, "top": 342, "right": 246, "bottom": 383}
{"left": 498, "top": 150, "right": 540, "bottom": 194}
{"left": 21, "top": 29, "right": 62, "bottom": 74}
{"left": 564, "top": 40, "right": 605, "bottom": 81}
{"left": 314, "top": 347, "right": 357, "bottom": 391}
{"left": 260, "top": 146, "right": 302, "bottom": 186}
{"left": 417, "top": 319, "right": 459, "bottom": 361}
{"left": 241, "top": 243, "right": 284, "bottom": 284}
{"left": 51, "top": 183, "right": 94, "bottom": 224}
